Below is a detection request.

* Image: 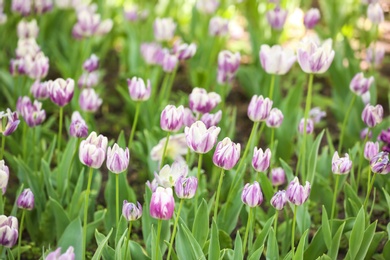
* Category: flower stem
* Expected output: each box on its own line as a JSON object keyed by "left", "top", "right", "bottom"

{"left": 214, "top": 168, "right": 225, "bottom": 220}
{"left": 128, "top": 102, "right": 141, "bottom": 149}
{"left": 124, "top": 221, "right": 133, "bottom": 260}
{"left": 57, "top": 107, "right": 63, "bottom": 153}
{"left": 331, "top": 174, "right": 340, "bottom": 221}
{"left": 268, "top": 74, "right": 276, "bottom": 100}
{"left": 291, "top": 205, "right": 297, "bottom": 258}
{"left": 116, "top": 173, "right": 119, "bottom": 229}
{"left": 67, "top": 139, "right": 81, "bottom": 195}
{"left": 338, "top": 94, "right": 357, "bottom": 154}
{"left": 270, "top": 128, "right": 275, "bottom": 155}
{"left": 167, "top": 199, "right": 184, "bottom": 260}
{"left": 242, "top": 207, "right": 252, "bottom": 255}
{"left": 273, "top": 210, "right": 278, "bottom": 234}
{"left": 17, "top": 210, "right": 26, "bottom": 260}
{"left": 356, "top": 128, "right": 370, "bottom": 189}
{"left": 364, "top": 170, "right": 376, "bottom": 210}
{"left": 160, "top": 132, "right": 171, "bottom": 169}
{"left": 83, "top": 167, "right": 94, "bottom": 260}
{"left": 155, "top": 219, "right": 163, "bottom": 260}
{"left": 0, "top": 134, "right": 5, "bottom": 160}
{"left": 195, "top": 154, "right": 203, "bottom": 210}
{"left": 165, "top": 68, "right": 178, "bottom": 101}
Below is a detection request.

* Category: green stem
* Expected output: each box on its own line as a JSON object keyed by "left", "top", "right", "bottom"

{"left": 160, "top": 132, "right": 171, "bottom": 169}
{"left": 242, "top": 207, "right": 252, "bottom": 255}
{"left": 128, "top": 102, "right": 141, "bottom": 149}
{"left": 331, "top": 175, "right": 340, "bottom": 221}
{"left": 195, "top": 154, "right": 203, "bottom": 210}
{"left": 22, "top": 123, "right": 27, "bottom": 159}
{"left": 155, "top": 220, "right": 163, "bottom": 260}
{"left": 57, "top": 107, "right": 64, "bottom": 152}
{"left": 356, "top": 128, "right": 370, "bottom": 189}
{"left": 364, "top": 170, "right": 376, "bottom": 209}
{"left": 338, "top": 94, "right": 357, "bottom": 153}
{"left": 291, "top": 205, "right": 297, "bottom": 258}
{"left": 17, "top": 210, "right": 25, "bottom": 260}
{"left": 273, "top": 210, "right": 278, "bottom": 234}
{"left": 67, "top": 139, "right": 81, "bottom": 193}
{"left": 116, "top": 173, "right": 119, "bottom": 229}
{"left": 124, "top": 221, "right": 133, "bottom": 260}
{"left": 268, "top": 74, "right": 276, "bottom": 100}
{"left": 159, "top": 73, "right": 170, "bottom": 103}
{"left": 167, "top": 199, "right": 184, "bottom": 260}
{"left": 270, "top": 128, "right": 275, "bottom": 155}
{"left": 165, "top": 68, "right": 177, "bottom": 101}
{"left": 214, "top": 168, "right": 225, "bottom": 220}
{"left": 83, "top": 167, "right": 94, "bottom": 260}
{"left": 0, "top": 134, "right": 5, "bottom": 160}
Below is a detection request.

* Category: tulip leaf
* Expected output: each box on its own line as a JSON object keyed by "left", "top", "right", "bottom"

{"left": 233, "top": 232, "right": 243, "bottom": 260}
{"left": 258, "top": 172, "right": 274, "bottom": 204}
{"left": 365, "top": 231, "right": 385, "bottom": 259}
{"left": 48, "top": 197, "right": 70, "bottom": 241}
{"left": 217, "top": 190, "right": 243, "bottom": 234}
{"left": 250, "top": 215, "right": 274, "bottom": 256}
{"left": 58, "top": 218, "right": 83, "bottom": 260}
{"left": 280, "top": 159, "right": 294, "bottom": 183}
{"left": 192, "top": 199, "right": 209, "bottom": 248}
{"left": 346, "top": 207, "right": 365, "bottom": 259}
{"left": 307, "top": 130, "right": 324, "bottom": 184}
{"left": 176, "top": 222, "right": 205, "bottom": 260}
{"left": 266, "top": 228, "right": 278, "bottom": 260}
{"left": 321, "top": 205, "right": 332, "bottom": 249}
{"left": 382, "top": 188, "right": 390, "bottom": 216}
{"left": 68, "top": 169, "right": 85, "bottom": 219}
{"left": 87, "top": 209, "right": 107, "bottom": 244}
{"left": 303, "top": 226, "right": 327, "bottom": 259}
{"left": 41, "top": 160, "right": 58, "bottom": 200}
{"left": 92, "top": 228, "right": 113, "bottom": 260}
{"left": 327, "top": 222, "right": 345, "bottom": 259}
{"left": 355, "top": 221, "right": 377, "bottom": 259}
{"left": 57, "top": 137, "right": 77, "bottom": 198}
{"left": 296, "top": 204, "right": 311, "bottom": 235}
{"left": 248, "top": 246, "right": 264, "bottom": 260}
{"left": 293, "top": 229, "right": 308, "bottom": 260}
{"left": 209, "top": 219, "right": 220, "bottom": 260}
{"left": 129, "top": 241, "right": 151, "bottom": 260}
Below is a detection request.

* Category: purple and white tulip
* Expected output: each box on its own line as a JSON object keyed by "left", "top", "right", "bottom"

{"left": 17, "top": 19, "right": 39, "bottom": 39}
{"left": 213, "top": 137, "right": 241, "bottom": 170}
{"left": 106, "top": 144, "right": 130, "bottom": 174}
{"left": 173, "top": 40, "right": 197, "bottom": 60}
{"left": 266, "top": 7, "right": 288, "bottom": 30}
{"left": 17, "top": 188, "right": 34, "bottom": 210}
{"left": 0, "top": 109, "right": 20, "bottom": 136}
{"left": 297, "top": 38, "right": 335, "bottom": 74}
{"left": 83, "top": 54, "right": 99, "bottom": 73}
{"left": 241, "top": 181, "right": 263, "bottom": 207}
{"left": 196, "top": 0, "right": 219, "bottom": 14}
{"left": 150, "top": 187, "right": 175, "bottom": 220}
{"left": 362, "top": 104, "right": 383, "bottom": 128}
{"left": 45, "top": 246, "right": 75, "bottom": 260}
{"left": 266, "top": 108, "right": 284, "bottom": 128}
{"left": 189, "top": 88, "right": 221, "bottom": 114}
{"left": 271, "top": 167, "right": 286, "bottom": 186}
{"left": 259, "top": 45, "right": 296, "bottom": 75}
{"left": 303, "top": 8, "right": 320, "bottom": 29}
{"left": 247, "top": 95, "right": 273, "bottom": 122}
{"left": 370, "top": 152, "right": 390, "bottom": 174}
{"left": 140, "top": 42, "right": 162, "bottom": 65}
{"left": 175, "top": 176, "right": 198, "bottom": 199}
{"left": 79, "top": 89, "right": 102, "bottom": 112}
{"left": 183, "top": 108, "right": 196, "bottom": 127}
{"left": 155, "top": 161, "right": 188, "bottom": 188}
{"left": 252, "top": 147, "right": 271, "bottom": 172}
{"left": 185, "top": 121, "right": 221, "bottom": 154}
{"left": 367, "top": 3, "right": 384, "bottom": 24}
{"left": 298, "top": 118, "right": 314, "bottom": 134}
{"left": 209, "top": 16, "right": 229, "bottom": 37}
{"left": 366, "top": 44, "right": 385, "bottom": 67}
{"left": 309, "top": 107, "right": 326, "bottom": 123}
{"left": 350, "top": 72, "right": 374, "bottom": 96}
{"left": 364, "top": 141, "right": 379, "bottom": 161}
{"left": 49, "top": 78, "right": 74, "bottom": 107}
{"left": 30, "top": 80, "right": 50, "bottom": 100}
{"left": 79, "top": 131, "right": 108, "bottom": 169}
{"left": 201, "top": 110, "right": 222, "bottom": 128}
{"left": 0, "top": 215, "right": 18, "bottom": 248}
{"left": 0, "top": 160, "right": 9, "bottom": 195}
{"left": 153, "top": 18, "right": 176, "bottom": 42}
{"left": 160, "top": 105, "right": 184, "bottom": 132}
{"left": 122, "top": 201, "right": 142, "bottom": 221}
{"left": 286, "top": 177, "right": 311, "bottom": 206}
{"left": 127, "top": 77, "right": 151, "bottom": 101}
{"left": 332, "top": 152, "right": 353, "bottom": 175}
{"left": 217, "top": 50, "right": 240, "bottom": 84}
{"left": 271, "top": 190, "right": 287, "bottom": 210}
{"left": 69, "top": 111, "right": 88, "bottom": 138}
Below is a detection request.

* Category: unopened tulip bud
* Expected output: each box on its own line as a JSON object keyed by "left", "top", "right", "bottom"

{"left": 298, "top": 118, "right": 314, "bottom": 134}
{"left": 140, "top": 42, "right": 162, "bottom": 65}
{"left": 79, "top": 89, "right": 102, "bottom": 112}
{"left": 150, "top": 187, "right": 175, "bottom": 220}
{"left": 162, "top": 53, "right": 178, "bottom": 73}
{"left": 350, "top": 73, "right": 374, "bottom": 96}
{"left": 175, "top": 176, "right": 198, "bottom": 199}
{"left": 286, "top": 177, "right": 311, "bottom": 205}
{"left": 362, "top": 104, "right": 383, "bottom": 128}
{"left": 297, "top": 38, "right": 335, "bottom": 74}
{"left": 266, "top": 7, "right": 288, "bottom": 30}
{"left": 266, "top": 108, "right": 284, "bottom": 128}
{"left": 259, "top": 45, "right": 296, "bottom": 75}
{"left": 252, "top": 147, "right": 271, "bottom": 172}
{"left": 160, "top": 105, "right": 184, "bottom": 132}
{"left": 46, "top": 246, "right": 75, "bottom": 260}
{"left": 0, "top": 160, "right": 9, "bottom": 195}
{"left": 213, "top": 137, "right": 241, "bottom": 170}
{"left": 0, "top": 109, "right": 20, "bottom": 136}
{"left": 30, "top": 80, "right": 50, "bottom": 100}
{"left": 366, "top": 44, "right": 385, "bottom": 67}
{"left": 183, "top": 108, "right": 196, "bottom": 127}
{"left": 364, "top": 141, "right": 379, "bottom": 161}
{"left": 217, "top": 50, "right": 240, "bottom": 84}
{"left": 304, "top": 8, "right": 320, "bottom": 29}
{"left": 173, "top": 41, "right": 197, "bottom": 60}
{"left": 69, "top": 111, "right": 88, "bottom": 138}
{"left": 196, "top": 0, "right": 219, "bottom": 14}
{"left": 271, "top": 167, "right": 286, "bottom": 186}
{"left": 106, "top": 144, "right": 130, "bottom": 174}
{"left": 127, "top": 77, "right": 151, "bottom": 101}
{"left": 209, "top": 16, "right": 229, "bottom": 37}
{"left": 370, "top": 151, "right": 390, "bottom": 174}
{"left": 360, "top": 127, "right": 372, "bottom": 140}
{"left": 309, "top": 107, "right": 326, "bottom": 123}
{"left": 185, "top": 121, "right": 220, "bottom": 154}
{"left": 0, "top": 215, "right": 18, "bottom": 248}
{"left": 17, "top": 188, "right": 34, "bottom": 210}
{"left": 248, "top": 95, "right": 273, "bottom": 122}
{"left": 201, "top": 110, "right": 222, "bottom": 128}
{"left": 83, "top": 54, "right": 99, "bottom": 73}
{"left": 49, "top": 78, "right": 74, "bottom": 107}
{"left": 189, "top": 88, "right": 221, "bottom": 114}
{"left": 17, "top": 19, "right": 39, "bottom": 39}
{"left": 332, "top": 152, "right": 352, "bottom": 174}
{"left": 271, "top": 190, "right": 287, "bottom": 210}
{"left": 122, "top": 201, "right": 142, "bottom": 221}
{"left": 241, "top": 181, "right": 263, "bottom": 207}
{"left": 79, "top": 131, "right": 108, "bottom": 169}
{"left": 153, "top": 18, "right": 176, "bottom": 42}
{"left": 367, "top": 3, "right": 384, "bottom": 24}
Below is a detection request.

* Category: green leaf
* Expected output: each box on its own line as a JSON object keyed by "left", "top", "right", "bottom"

{"left": 57, "top": 138, "right": 77, "bottom": 198}
{"left": 176, "top": 222, "right": 205, "bottom": 260}
{"left": 233, "top": 232, "right": 243, "bottom": 260}
{"left": 192, "top": 199, "right": 209, "bottom": 248}
{"left": 41, "top": 160, "right": 58, "bottom": 200}
{"left": 250, "top": 216, "right": 274, "bottom": 256}
{"left": 382, "top": 188, "right": 390, "bottom": 216}
{"left": 87, "top": 210, "right": 107, "bottom": 244}
{"left": 129, "top": 241, "right": 151, "bottom": 260}
{"left": 303, "top": 227, "right": 326, "bottom": 259}
{"left": 365, "top": 231, "right": 385, "bottom": 259}
{"left": 58, "top": 218, "right": 83, "bottom": 260}
{"left": 293, "top": 229, "right": 308, "bottom": 260}
{"left": 48, "top": 197, "right": 70, "bottom": 241}
{"left": 328, "top": 222, "right": 344, "bottom": 259}
{"left": 218, "top": 189, "right": 243, "bottom": 234}
{"left": 68, "top": 169, "right": 85, "bottom": 219}
{"left": 321, "top": 205, "right": 332, "bottom": 249}
{"left": 280, "top": 159, "right": 294, "bottom": 182}
{"left": 346, "top": 207, "right": 365, "bottom": 259}
{"left": 383, "top": 240, "right": 390, "bottom": 259}
{"left": 209, "top": 219, "right": 220, "bottom": 260}
{"left": 248, "top": 246, "right": 264, "bottom": 260}
{"left": 92, "top": 228, "right": 113, "bottom": 260}
{"left": 355, "top": 221, "right": 377, "bottom": 259}
{"left": 259, "top": 172, "right": 274, "bottom": 203}
{"left": 266, "top": 228, "right": 278, "bottom": 260}
{"left": 95, "top": 229, "right": 115, "bottom": 260}
{"left": 307, "top": 130, "right": 324, "bottom": 184}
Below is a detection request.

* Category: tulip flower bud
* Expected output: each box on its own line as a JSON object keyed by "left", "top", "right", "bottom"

{"left": 0, "top": 215, "right": 18, "bottom": 248}
{"left": 127, "top": 77, "right": 151, "bottom": 101}
{"left": 213, "top": 137, "right": 241, "bottom": 170}
{"left": 259, "top": 45, "right": 296, "bottom": 75}
{"left": 17, "top": 188, "right": 34, "bottom": 210}
{"left": 196, "top": 0, "right": 219, "bottom": 14}
{"left": 79, "top": 131, "right": 108, "bottom": 169}
{"left": 153, "top": 18, "right": 176, "bottom": 42}
{"left": 69, "top": 111, "right": 88, "bottom": 138}
{"left": 122, "top": 200, "right": 142, "bottom": 221}
{"left": 49, "top": 78, "right": 74, "bottom": 107}
{"left": 46, "top": 246, "right": 75, "bottom": 260}
{"left": 17, "top": 19, "right": 39, "bottom": 39}
{"left": 12, "top": 0, "right": 31, "bottom": 16}
{"left": 303, "top": 8, "right": 320, "bottom": 29}
{"left": 78, "top": 71, "right": 99, "bottom": 89}
{"left": 266, "top": 108, "right": 284, "bottom": 128}
{"left": 0, "top": 160, "right": 9, "bottom": 195}
{"left": 360, "top": 127, "right": 372, "bottom": 140}
{"left": 362, "top": 104, "right": 383, "bottom": 128}
{"left": 309, "top": 107, "right": 326, "bottom": 123}
{"left": 155, "top": 161, "right": 188, "bottom": 188}
{"left": 185, "top": 121, "right": 221, "bottom": 154}
{"left": 248, "top": 95, "right": 273, "bottom": 122}
{"left": 150, "top": 187, "right": 175, "bottom": 220}
{"left": 146, "top": 179, "right": 158, "bottom": 193}
{"left": 271, "top": 167, "right": 286, "bottom": 186}
{"left": 175, "top": 176, "right": 198, "bottom": 199}
{"left": 332, "top": 152, "right": 353, "bottom": 175}
{"left": 140, "top": 42, "right": 162, "bottom": 65}
{"left": 252, "top": 147, "right": 271, "bottom": 172}
{"left": 106, "top": 144, "right": 130, "bottom": 174}
{"left": 79, "top": 89, "right": 102, "bottom": 112}
{"left": 189, "top": 88, "right": 221, "bottom": 114}
{"left": 364, "top": 141, "right": 379, "bottom": 161}
{"left": 367, "top": 3, "right": 384, "bottom": 24}
{"left": 217, "top": 50, "right": 240, "bottom": 84}
{"left": 173, "top": 40, "right": 197, "bottom": 60}
{"left": 209, "top": 16, "right": 229, "bottom": 37}
{"left": 160, "top": 105, "right": 184, "bottom": 132}
{"left": 201, "top": 110, "right": 222, "bottom": 128}
{"left": 297, "top": 38, "right": 335, "bottom": 74}
{"left": 241, "top": 181, "right": 263, "bottom": 207}
{"left": 162, "top": 53, "right": 178, "bottom": 73}
{"left": 366, "top": 44, "right": 385, "bottom": 67}
{"left": 0, "top": 109, "right": 20, "bottom": 136}
{"left": 271, "top": 190, "right": 287, "bottom": 210}
{"left": 378, "top": 128, "right": 390, "bottom": 145}
{"left": 286, "top": 177, "right": 311, "bottom": 205}
{"left": 17, "top": 97, "right": 46, "bottom": 128}
{"left": 349, "top": 73, "right": 374, "bottom": 96}
{"left": 28, "top": 52, "right": 49, "bottom": 80}
{"left": 83, "top": 54, "right": 99, "bottom": 73}
{"left": 30, "top": 80, "right": 50, "bottom": 100}
{"left": 266, "top": 7, "right": 288, "bottom": 30}
{"left": 370, "top": 151, "right": 390, "bottom": 174}
{"left": 298, "top": 118, "right": 314, "bottom": 134}
{"left": 150, "top": 134, "right": 188, "bottom": 163}
{"left": 183, "top": 108, "right": 196, "bottom": 127}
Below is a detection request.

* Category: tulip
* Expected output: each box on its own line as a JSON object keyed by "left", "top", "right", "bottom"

{"left": 298, "top": 118, "right": 314, "bottom": 134}
{"left": 122, "top": 201, "right": 142, "bottom": 221}
{"left": 160, "top": 105, "right": 184, "bottom": 132}
{"left": 209, "top": 16, "right": 229, "bottom": 37}
{"left": 378, "top": 128, "right": 390, "bottom": 147}
{"left": 217, "top": 50, "right": 240, "bottom": 84}
{"left": 146, "top": 179, "right": 158, "bottom": 193}
{"left": 183, "top": 108, "right": 196, "bottom": 127}
{"left": 332, "top": 152, "right": 352, "bottom": 174}
{"left": 259, "top": 45, "right": 296, "bottom": 75}
{"left": 45, "top": 247, "right": 75, "bottom": 260}
{"left": 189, "top": 88, "right": 221, "bottom": 114}
{"left": 49, "top": 78, "right": 74, "bottom": 107}
{"left": 247, "top": 95, "right": 273, "bottom": 122}
{"left": 69, "top": 111, "right": 88, "bottom": 138}
{"left": 266, "top": 108, "right": 284, "bottom": 128}
{"left": 161, "top": 53, "right": 178, "bottom": 73}
{"left": 140, "top": 42, "right": 162, "bottom": 65}
{"left": 150, "top": 134, "right": 188, "bottom": 163}
{"left": 0, "top": 109, "right": 20, "bottom": 136}
{"left": 297, "top": 38, "right": 335, "bottom": 74}
{"left": 153, "top": 18, "right": 176, "bottom": 42}
{"left": 185, "top": 121, "right": 220, "bottom": 154}
{"left": 213, "top": 137, "right": 241, "bottom": 170}
{"left": 17, "top": 19, "right": 39, "bottom": 39}
{"left": 33, "top": 0, "right": 53, "bottom": 14}
{"left": 201, "top": 110, "right": 222, "bottom": 128}
{"left": 83, "top": 54, "right": 99, "bottom": 73}
{"left": 241, "top": 181, "right": 263, "bottom": 207}
{"left": 72, "top": 9, "right": 112, "bottom": 39}
{"left": 303, "top": 8, "right": 320, "bottom": 29}
{"left": 78, "top": 71, "right": 99, "bottom": 88}
{"left": 367, "top": 3, "right": 384, "bottom": 24}
{"left": 12, "top": 0, "right": 31, "bottom": 16}
{"left": 17, "top": 97, "right": 46, "bottom": 128}
{"left": 362, "top": 104, "right": 383, "bottom": 128}
{"left": 127, "top": 77, "right": 151, "bottom": 101}
{"left": 0, "top": 215, "right": 18, "bottom": 248}
{"left": 366, "top": 44, "right": 385, "bottom": 67}
{"left": 30, "top": 80, "right": 50, "bottom": 100}
{"left": 309, "top": 107, "right": 326, "bottom": 123}
{"left": 154, "top": 161, "right": 188, "bottom": 188}
{"left": 360, "top": 127, "right": 372, "bottom": 140}
{"left": 150, "top": 187, "right": 175, "bottom": 220}
{"left": 252, "top": 147, "right": 271, "bottom": 172}
{"left": 0, "top": 160, "right": 9, "bottom": 195}
{"left": 15, "top": 38, "right": 40, "bottom": 59}
{"left": 364, "top": 141, "right": 379, "bottom": 161}
{"left": 79, "top": 89, "right": 102, "bottom": 112}
{"left": 196, "top": 0, "right": 219, "bottom": 14}
{"left": 79, "top": 131, "right": 108, "bottom": 169}
{"left": 173, "top": 40, "right": 197, "bottom": 60}
{"left": 266, "top": 7, "right": 288, "bottom": 30}
{"left": 286, "top": 177, "right": 311, "bottom": 206}
{"left": 106, "top": 144, "right": 130, "bottom": 174}
{"left": 17, "top": 188, "right": 34, "bottom": 210}
{"left": 28, "top": 52, "right": 49, "bottom": 80}
{"left": 175, "top": 176, "right": 198, "bottom": 199}
{"left": 350, "top": 73, "right": 374, "bottom": 96}
{"left": 370, "top": 151, "right": 390, "bottom": 174}
{"left": 270, "top": 190, "right": 287, "bottom": 210}
{"left": 271, "top": 167, "right": 286, "bottom": 186}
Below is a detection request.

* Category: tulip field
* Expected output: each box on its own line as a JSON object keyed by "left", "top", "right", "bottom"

{"left": 0, "top": 0, "right": 390, "bottom": 259}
